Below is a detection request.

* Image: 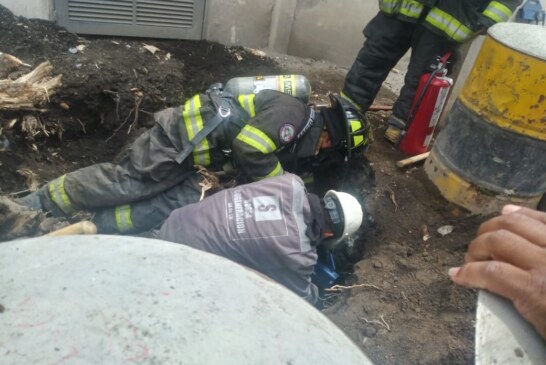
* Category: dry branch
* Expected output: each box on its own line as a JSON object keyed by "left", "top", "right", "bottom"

{"left": 0, "top": 53, "right": 31, "bottom": 78}
{"left": 325, "top": 283, "right": 383, "bottom": 293}
{"left": 0, "top": 61, "right": 62, "bottom": 110}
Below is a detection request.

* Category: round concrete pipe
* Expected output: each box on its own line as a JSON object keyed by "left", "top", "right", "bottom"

{"left": 0, "top": 235, "right": 373, "bottom": 365}
{"left": 425, "top": 23, "right": 546, "bottom": 214}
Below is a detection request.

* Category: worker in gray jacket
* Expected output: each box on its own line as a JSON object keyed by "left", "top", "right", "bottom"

{"left": 157, "top": 173, "right": 364, "bottom": 303}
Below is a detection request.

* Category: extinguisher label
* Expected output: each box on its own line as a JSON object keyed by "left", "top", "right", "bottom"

{"left": 424, "top": 133, "right": 434, "bottom": 148}
{"left": 429, "top": 84, "right": 451, "bottom": 128}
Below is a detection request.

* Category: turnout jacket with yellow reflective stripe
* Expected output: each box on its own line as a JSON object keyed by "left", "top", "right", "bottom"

{"left": 378, "top": 0, "right": 521, "bottom": 42}
{"left": 157, "top": 89, "right": 309, "bottom": 181}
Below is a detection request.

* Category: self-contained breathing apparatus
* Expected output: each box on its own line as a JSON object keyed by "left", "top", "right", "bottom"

{"left": 176, "top": 77, "right": 371, "bottom": 181}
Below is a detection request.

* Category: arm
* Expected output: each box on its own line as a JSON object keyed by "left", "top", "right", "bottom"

{"left": 479, "top": 0, "right": 523, "bottom": 28}
{"left": 449, "top": 205, "right": 546, "bottom": 339}
{"left": 231, "top": 91, "right": 307, "bottom": 181}
{"left": 232, "top": 123, "right": 284, "bottom": 181}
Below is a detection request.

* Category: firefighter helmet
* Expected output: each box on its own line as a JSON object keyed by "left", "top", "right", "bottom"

{"left": 322, "top": 190, "right": 363, "bottom": 247}
{"left": 329, "top": 93, "right": 371, "bottom": 161}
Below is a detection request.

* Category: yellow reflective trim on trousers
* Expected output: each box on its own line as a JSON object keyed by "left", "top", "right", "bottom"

{"left": 350, "top": 119, "right": 365, "bottom": 146}
{"left": 48, "top": 175, "right": 74, "bottom": 214}
{"left": 379, "top": 0, "right": 397, "bottom": 13}
{"left": 258, "top": 161, "right": 284, "bottom": 180}
{"left": 426, "top": 8, "right": 473, "bottom": 42}
{"left": 399, "top": 0, "right": 423, "bottom": 19}
{"left": 236, "top": 125, "right": 277, "bottom": 154}
{"left": 238, "top": 94, "right": 256, "bottom": 117}
{"left": 483, "top": 1, "right": 512, "bottom": 23}
{"left": 115, "top": 204, "right": 134, "bottom": 233}
{"left": 182, "top": 94, "right": 211, "bottom": 166}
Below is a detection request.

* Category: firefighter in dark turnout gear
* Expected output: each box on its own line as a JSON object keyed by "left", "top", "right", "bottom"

{"left": 14, "top": 88, "right": 370, "bottom": 234}
{"left": 342, "top": 0, "right": 522, "bottom": 143}
{"left": 157, "top": 173, "right": 364, "bottom": 304}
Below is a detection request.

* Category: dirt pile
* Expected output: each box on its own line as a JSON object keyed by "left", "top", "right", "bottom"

{"left": 0, "top": 4, "right": 280, "bottom": 193}
{"left": 0, "top": 5, "right": 486, "bottom": 365}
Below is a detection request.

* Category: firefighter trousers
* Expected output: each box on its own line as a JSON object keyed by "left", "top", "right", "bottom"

{"left": 343, "top": 12, "right": 456, "bottom": 122}
{"left": 19, "top": 124, "right": 203, "bottom": 233}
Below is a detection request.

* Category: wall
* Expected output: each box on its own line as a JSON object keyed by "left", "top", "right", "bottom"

{"left": 203, "top": 0, "right": 277, "bottom": 50}
{"left": 1, "top": 0, "right": 543, "bottom": 69}
{"left": 288, "top": 0, "right": 378, "bottom": 67}
{"left": 0, "top": 0, "right": 52, "bottom": 19}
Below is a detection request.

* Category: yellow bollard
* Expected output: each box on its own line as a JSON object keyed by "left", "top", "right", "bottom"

{"left": 425, "top": 23, "right": 546, "bottom": 214}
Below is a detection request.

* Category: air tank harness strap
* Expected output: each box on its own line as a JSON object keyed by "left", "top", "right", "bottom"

{"left": 175, "top": 95, "right": 247, "bottom": 165}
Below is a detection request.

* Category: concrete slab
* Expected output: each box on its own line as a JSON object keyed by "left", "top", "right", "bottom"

{"left": 0, "top": 235, "right": 374, "bottom": 365}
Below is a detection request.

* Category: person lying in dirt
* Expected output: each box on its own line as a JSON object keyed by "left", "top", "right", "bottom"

{"left": 449, "top": 205, "right": 546, "bottom": 340}
{"left": 2, "top": 87, "right": 370, "bottom": 237}
{"left": 155, "top": 173, "right": 363, "bottom": 304}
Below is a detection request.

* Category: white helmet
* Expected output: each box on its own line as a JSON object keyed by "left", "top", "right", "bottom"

{"left": 323, "top": 190, "right": 364, "bottom": 246}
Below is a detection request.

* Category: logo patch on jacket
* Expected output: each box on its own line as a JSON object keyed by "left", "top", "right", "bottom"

{"left": 279, "top": 123, "right": 296, "bottom": 144}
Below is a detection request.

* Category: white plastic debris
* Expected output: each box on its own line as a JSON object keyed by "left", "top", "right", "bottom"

{"left": 437, "top": 225, "right": 454, "bottom": 237}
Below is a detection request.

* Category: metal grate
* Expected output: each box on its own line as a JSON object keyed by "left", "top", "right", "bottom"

{"left": 55, "top": 0, "right": 204, "bottom": 39}
{"left": 68, "top": 0, "right": 134, "bottom": 24}
{"left": 136, "top": 0, "right": 194, "bottom": 28}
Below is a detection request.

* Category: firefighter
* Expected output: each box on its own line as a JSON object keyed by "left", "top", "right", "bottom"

{"left": 13, "top": 88, "right": 370, "bottom": 234}
{"left": 156, "top": 173, "right": 364, "bottom": 304}
{"left": 342, "top": 0, "right": 522, "bottom": 144}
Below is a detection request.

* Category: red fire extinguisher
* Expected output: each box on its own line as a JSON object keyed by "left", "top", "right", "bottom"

{"left": 399, "top": 53, "right": 453, "bottom": 156}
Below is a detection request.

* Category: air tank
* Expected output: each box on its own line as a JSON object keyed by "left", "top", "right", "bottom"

{"left": 224, "top": 74, "right": 311, "bottom": 103}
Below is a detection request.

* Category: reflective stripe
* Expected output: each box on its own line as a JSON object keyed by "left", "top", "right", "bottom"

{"left": 115, "top": 204, "right": 134, "bottom": 233}
{"left": 379, "top": 0, "right": 397, "bottom": 14}
{"left": 483, "top": 1, "right": 512, "bottom": 23}
{"left": 237, "top": 94, "right": 256, "bottom": 117}
{"left": 380, "top": 0, "right": 423, "bottom": 19}
{"left": 425, "top": 8, "right": 473, "bottom": 42}
{"left": 303, "top": 174, "right": 314, "bottom": 185}
{"left": 399, "top": 0, "right": 423, "bottom": 19}
{"left": 258, "top": 161, "right": 284, "bottom": 180}
{"left": 291, "top": 176, "right": 311, "bottom": 253}
{"left": 350, "top": 119, "right": 365, "bottom": 147}
{"left": 48, "top": 175, "right": 74, "bottom": 214}
{"left": 236, "top": 125, "right": 277, "bottom": 154}
{"left": 182, "top": 94, "right": 211, "bottom": 166}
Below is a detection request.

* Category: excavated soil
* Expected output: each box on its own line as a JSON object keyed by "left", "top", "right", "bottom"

{"left": 0, "top": 6, "right": 487, "bottom": 365}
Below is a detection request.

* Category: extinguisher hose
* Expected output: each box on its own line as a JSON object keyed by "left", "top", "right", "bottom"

{"left": 403, "top": 52, "right": 452, "bottom": 132}
{"left": 404, "top": 68, "right": 440, "bottom": 132}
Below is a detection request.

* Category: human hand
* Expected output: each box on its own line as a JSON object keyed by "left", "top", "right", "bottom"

{"left": 448, "top": 205, "right": 546, "bottom": 339}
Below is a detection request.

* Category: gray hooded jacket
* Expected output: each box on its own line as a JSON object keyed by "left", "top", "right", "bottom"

{"left": 158, "top": 173, "right": 321, "bottom": 303}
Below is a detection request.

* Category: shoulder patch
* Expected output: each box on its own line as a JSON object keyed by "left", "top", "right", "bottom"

{"left": 279, "top": 123, "right": 296, "bottom": 144}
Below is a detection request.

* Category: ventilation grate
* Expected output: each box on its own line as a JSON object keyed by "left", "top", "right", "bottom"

{"left": 68, "top": 0, "right": 134, "bottom": 24}
{"left": 136, "top": 0, "right": 194, "bottom": 28}
{"left": 56, "top": 0, "right": 205, "bottom": 39}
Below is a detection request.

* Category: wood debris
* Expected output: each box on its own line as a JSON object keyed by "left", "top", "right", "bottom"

{"left": 325, "top": 283, "right": 383, "bottom": 293}
{"left": 142, "top": 43, "right": 160, "bottom": 55}
{"left": 386, "top": 185, "right": 398, "bottom": 211}
{"left": 0, "top": 52, "right": 31, "bottom": 78}
{"left": 422, "top": 224, "right": 431, "bottom": 241}
{"left": 0, "top": 60, "right": 62, "bottom": 110}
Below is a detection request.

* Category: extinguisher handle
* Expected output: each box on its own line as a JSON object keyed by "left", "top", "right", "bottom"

{"left": 439, "top": 52, "right": 452, "bottom": 64}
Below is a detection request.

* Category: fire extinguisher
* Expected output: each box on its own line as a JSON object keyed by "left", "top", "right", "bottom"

{"left": 399, "top": 53, "right": 453, "bottom": 156}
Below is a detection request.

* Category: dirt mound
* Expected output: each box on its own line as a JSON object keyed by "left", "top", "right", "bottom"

{"left": 0, "top": 4, "right": 280, "bottom": 193}
{"left": 0, "top": 5, "right": 486, "bottom": 365}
